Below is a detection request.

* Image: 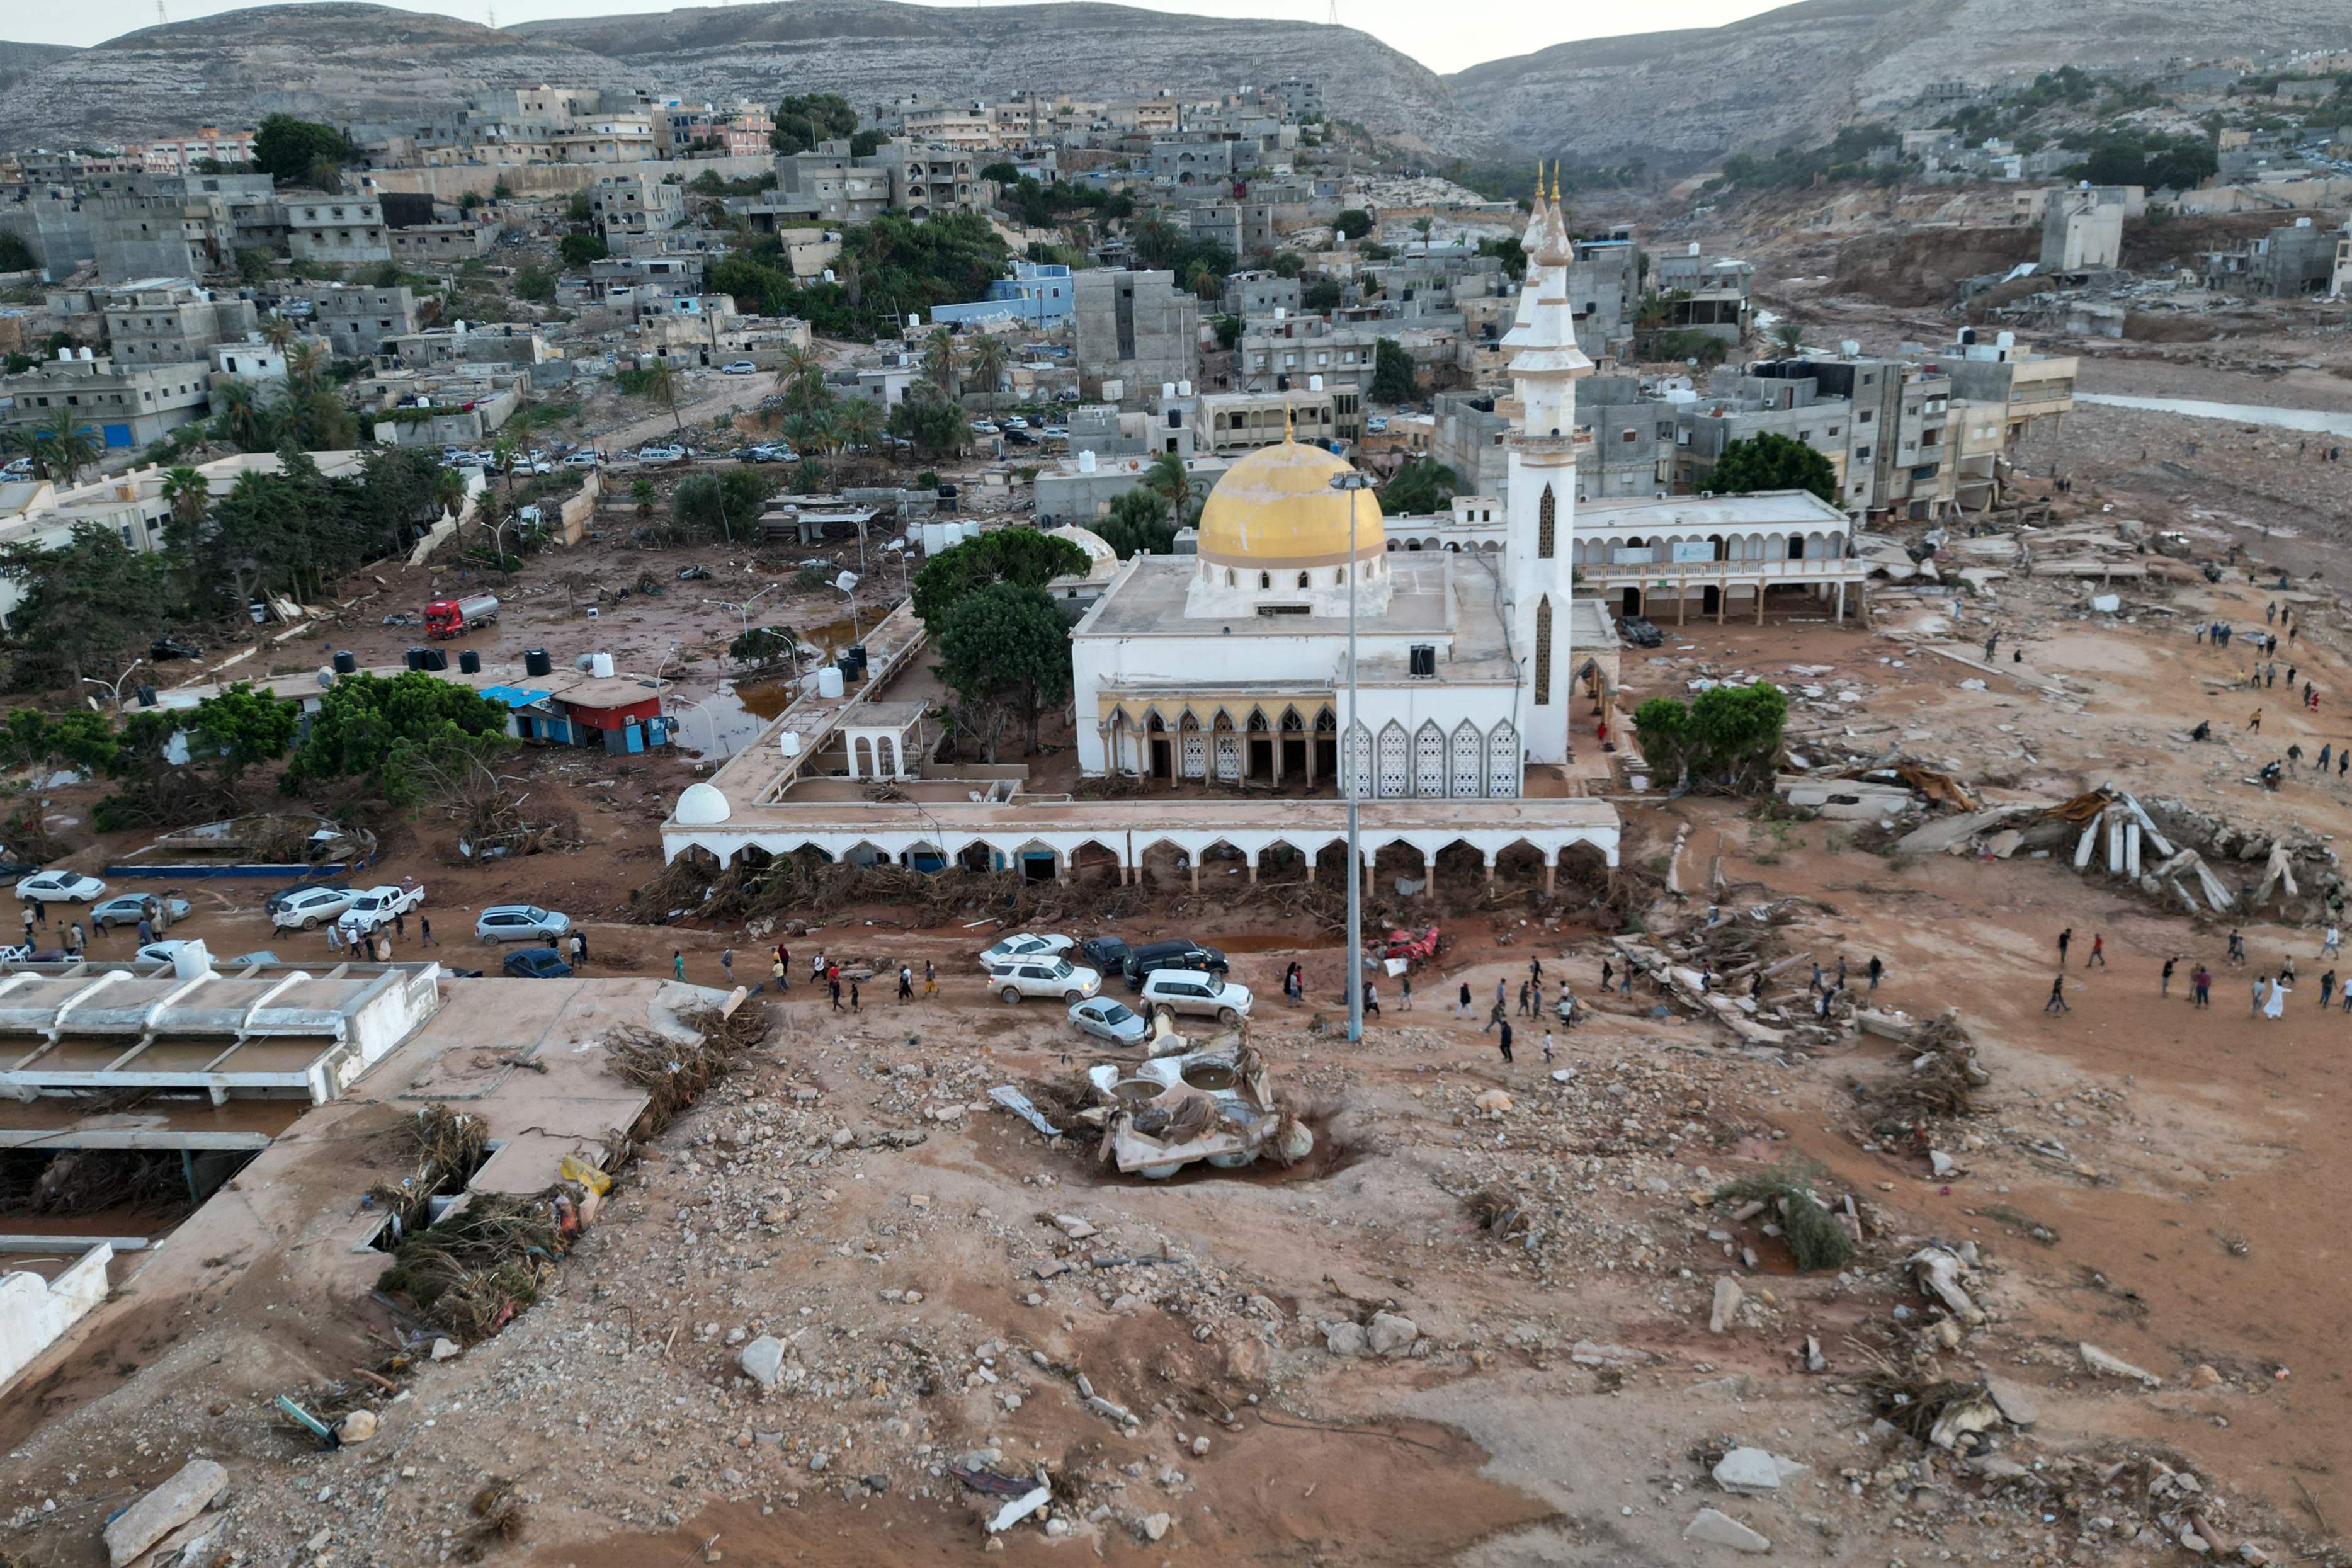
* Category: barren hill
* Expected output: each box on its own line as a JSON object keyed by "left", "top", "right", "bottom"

{"left": 1449, "top": 0, "right": 2352, "bottom": 173}
{"left": 0, "top": 0, "right": 1489, "bottom": 157}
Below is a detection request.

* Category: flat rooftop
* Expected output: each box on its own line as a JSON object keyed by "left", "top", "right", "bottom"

{"left": 1576, "top": 489, "right": 1852, "bottom": 531}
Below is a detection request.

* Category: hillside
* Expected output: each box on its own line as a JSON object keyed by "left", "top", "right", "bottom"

{"left": 513, "top": 1, "right": 1487, "bottom": 156}
{"left": 0, "top": 0, "right": 1490, "bottom": 157}
{"left": 1449, "top": 0, "right": 2352, "bottom": 173}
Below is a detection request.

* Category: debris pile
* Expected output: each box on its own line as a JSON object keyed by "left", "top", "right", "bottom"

{"left": 1610, "top": 900, "right": 1846, "bottom": 1048}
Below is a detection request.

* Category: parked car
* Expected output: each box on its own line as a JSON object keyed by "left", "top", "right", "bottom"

{"left": 978, "top": 932, "right": 1073, "bottom": 969}
{"left": 149, "top": 637, "right": 204, "bottom": 662}
{"left": 635, "top": 444, "right": 686, "bottom": 464}
{"left": 1616, "top": 615, "right": 1664, "bottom": 649}
{"left": 475, "top": 904, "right": 572, "bottom": 944}
{"left": 1137, "top": 969, "right": 1254, "bottom": 1024}
{"left": 1122, "top": 938, "right": 1228, "bottom": 991}
{"left": 1077, "top": 935, "right": 1131, "bottom": 974}
{"left": 224, "top": 950, "right": 282, "bottom": 967}
{"left": 1001, "top": 416, "right": 1030, "bottom": 430}
{"left": 1040, "top": 424, "right": 1069, "bottom": 439}
{"left": 335, "top": 881, "right": 426, "bottom": 936}
{"left": 503, "top": 948, "right": 574, "bottom": 979}
{"left": 134, "top": 940, "right": 202, "bottom": 967}
{"left": 564, "top": 450, "right": 604, "bottom": 469}
{"left": 1365, "top": 415, "right": 1390, "bottom": 434}
{"left": 271, "top": 885, "right": 359, "bottom": 930}
{"left": 720, "top": 360, "right": 758, "bottom": 375}
{"left": 1068, "top": 994, "right": 1149, "bottom": 1046}
{"left": 987, "top": 956, "right": 1100, "bottom": 1004}
{"left": 91, "top": 894, "right": 190, "bottom": 933}
{"left": 969, "top": 420, "right": 999, "bottom": 436}
{"left": 16, "top": 870, "right": 106, "bottom": 905}
{"left": 266, "top": 881, "right": 352, "bottom": 916}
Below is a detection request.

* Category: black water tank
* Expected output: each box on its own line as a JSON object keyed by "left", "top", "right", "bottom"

{"left": 837, "top": 653, "right": 860, "bottom": 683}
{"left": 458, "top": 650, "right": 482, "bottom": 674}
{"left": 846, "top": 644, "right": 868, "bottom": 678}
{"left": 525, "top": 648, "right": 553, "bottom": 678}
{"left": 419, "top": 647, "right": 449, "bottom": 671}
{"left": 404, "top": 647, "right": 428, "bottom": 671}
{"left": 1409, "top": 644, "right": 1436, "bottom": 678}
{"left": 332, "top": 650, "right": 357, "bottom": 675}
{"left": 135, "top": 685, "right": 157, "bottom": 708}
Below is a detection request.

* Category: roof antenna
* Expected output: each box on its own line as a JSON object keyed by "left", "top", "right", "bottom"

{"left": 156, "top": 0, "right": 167, "bottom": 23}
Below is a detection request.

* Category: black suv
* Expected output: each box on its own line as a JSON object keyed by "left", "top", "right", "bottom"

{"left": 1077, "top": 935, "right": 1131, "bottom": 974}
{"left": 1123, "top": 939, "right": 1228, "bottom": 992}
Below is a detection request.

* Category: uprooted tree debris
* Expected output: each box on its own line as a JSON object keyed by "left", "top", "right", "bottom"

{"left": 1610, "top": 899, "right": 1849, "bottom": 1048}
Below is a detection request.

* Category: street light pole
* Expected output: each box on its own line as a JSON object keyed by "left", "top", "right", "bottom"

{"left": 1331, "top": 469, "right": 1377, "bottom": 1045}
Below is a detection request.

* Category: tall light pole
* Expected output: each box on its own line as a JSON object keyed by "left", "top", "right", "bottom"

{"left": 1331, "top": 469, "right": 1377, "bottom": 1045}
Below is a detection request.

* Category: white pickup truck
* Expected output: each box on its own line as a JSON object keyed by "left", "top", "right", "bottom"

{"left": 335, "top": 881, "right": 427, "bottom": 936}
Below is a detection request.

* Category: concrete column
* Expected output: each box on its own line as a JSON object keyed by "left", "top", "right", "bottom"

{"left": 1190, "top": 860, "right": 1201, "bottom": 892}
{"left": 1247, "top": 855, "right": 1259, "bottom": 884}
{"left": 1271, "top": 733, "right": 1283, "bottom": 787}
{"left": 1543, "top": 860, "right": 1557, "bottom": 894}
{"left": 1836, "top": 581, "right": 1846, "bottom": 625}
{"left": 1484, "top": 853, "right": 1497, "bottom": 885}
{"left": 844, "top": 737, "right": 860, "bottom": 780}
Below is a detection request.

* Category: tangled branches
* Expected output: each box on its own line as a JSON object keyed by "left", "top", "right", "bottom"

{"left": 605, "top": 1002, "right": 772, "bottom": 1137}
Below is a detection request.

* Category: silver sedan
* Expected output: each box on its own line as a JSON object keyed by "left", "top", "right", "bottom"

{"left": 1067, "top": 995, "right": 1149, "bottom": 1046}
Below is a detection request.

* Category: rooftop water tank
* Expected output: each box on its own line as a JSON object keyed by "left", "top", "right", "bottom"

{"left": 817, "top": 666, "right": 845, "bottom": 699}
{"left": 590, "top": 652, "right": 616, "bottom": 679}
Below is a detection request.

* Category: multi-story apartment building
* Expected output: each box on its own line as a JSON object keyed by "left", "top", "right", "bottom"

{"left": 1074, "top": 268, "right": 1200, "bottom": 407}
{"left": 1236, "top": 319, "right": 1377, "bottom": 405}
{"left": 286, "top": 195, "right": 392, "bottom": 266}
{"left": 99, "top": 282, "right": 259, "bottom": 368}
{"left": 290, "top": 283, "right": 421, "bottom": 358}
{"left": 0, "top": 351, "right": 212, "bottom": 450}
{"left": 1931, "top": 331, "right": 2077, "bottom": 448}
{"left": 140, "top": 128, "right": 258, "bottom": 175}
{"left": 588, "top": 174, "right": 687, "bottom": 241}
{"left": 1194, "top": 388, "right": 1339, "bottom": 455}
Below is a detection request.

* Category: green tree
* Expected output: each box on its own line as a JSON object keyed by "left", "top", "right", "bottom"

{"left": 1633, "top": 682, "right": 1787, "bottom": 793}
{"left": 0, "top": 232, "right": 36, "bottom": 273}
{"left": 0, "top": 523, "right": 176, "bottom": 691}
{"left": 514, "top": 264, "right": 557, "bottom": 304}
{"left": 770, "top": 93, "right": 859, "bottom": 155}
{"left": 1770, "top": 319, "right": 1806, "bottom": 355}
{"left": 1094, "top": 488, "right": 1177, "bottom": 558}
{"left": 980, "top": 161, "right": 1021, "bottom": 185}
{"left": 911, "top": 529, "right": 1089, "bottom": 629}
{"left": 673, "top": 467, "right": 775, "bottom": 542}
{"left": 887, "top": 396, "right": 972, "bottom": 458}
{"left": 565, "top": 191, "right": 594, "bottom": 224}
{"left": 253, "top": 113, "right": 357, "bottom": 185}
{"left": 1708, "top": 431, "right": 1838, "bottom": 505}
{"left": 1211, "top": 314, "right": 1244, "bottom": 350}
{"left": 8, "top": 409, "right": 103, "bottom": 485}
{"left": 185, "top": 681, "right": 298, "bottom": 794}
{"left": 728, "top": 624, "right": 797, "bottom": 667}
{"left": 1378, "top": 459, "right": 1458, "bottom": 516}
{"left": 630, "top": 358, "right": 684, "bottom": 435}
{"left": 1301, "top": 276, "right": 1343, "bottom": 312}
{"left": 557, "top": 231, "right": 608, "bottom": 267}
{"left": 285, "top": 669, "right": 515, "bottom": 807}
{"left": 933, "top": 582, "right": 1071, "bottom": 759}
{"left": 1476, "top": 235, "right": 1527, "bottom": 281}
{"left": 1370, "top": 338, "right": 1418, "bottom": 404}
{"left": 965, "top": 333, "right": 1011, "bottom": 410}
{"left": 1334, "top": 209, "right": 1373, "bottom": 241}
{"left": 1142, "top": 450, "right": 1194, "bottom": 536}
{"left": 919, "top": 327, "right": 961, "bottom": 399}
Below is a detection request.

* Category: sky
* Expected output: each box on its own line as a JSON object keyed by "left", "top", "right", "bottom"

{"left": 16, "top": 0, "right": 1793, "bottom": 75}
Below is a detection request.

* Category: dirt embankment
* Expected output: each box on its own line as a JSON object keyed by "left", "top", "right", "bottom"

{"left": 1829, "top": 225, "right": 2037, "bottom": 307}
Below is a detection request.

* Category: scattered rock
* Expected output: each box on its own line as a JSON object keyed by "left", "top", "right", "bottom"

{"left": 1141, "top": 1512, "right": 1172, "bottom": 1542}
{"left": 105, "top": 1460, "right": 228, "bottom": 1568}
{"left": 739, "top": 1336, "right": 787, "bottom": 1389}
{"left": 336, "top": 1409, "right": 378, "bottom": 1444}
{"left": 2080, "top": 1343, "right": 2161, "bottom": 1385}
{"left": 1571, "top": 1341, "right": 1650, "bottom": 1367}
{"left": 1366, "top": 1311, "right": 1419, "bottom": 1357}
{"left": 1709, "top": 1276, "right": 1744, "bottom": 1334}
{"left": 1323, "top": 1321, "right": 1368, "bottom": 1358}
{"left": 1684, "top": 1507, "right": 1772, "bottom": 1553}
{"left": 1473, "top": 1088, "right": 1513, "bottom": 1113}
{"left": 1984, "top": 1375, "right": 2040, "bottom": 1426}
{"left": 429, "top": 1338, "right": 460, "bottom": 1361}
{"left": 1712, "top": 1448, "right": 1784, "bottom": 1496}
{"left": 1053, "top": 1214, "right": 1098, "bottom": 1240}
{"left": 2187, "top": 1363, "right": 2224, "bottom": 1390}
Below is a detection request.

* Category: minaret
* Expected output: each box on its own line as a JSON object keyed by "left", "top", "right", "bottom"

{"left": 1497, "top": 171, "right": 1593, "bottom": 766}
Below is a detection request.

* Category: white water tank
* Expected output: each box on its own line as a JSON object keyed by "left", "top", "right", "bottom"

{"left": 780, "top": 730, "right": 802, "bottom": 757}
{"left": 1178, "top": 380, "right": 1192, "bottom": 397}
{"left": 817, "top": 666, "right": 845, "bottom": 699}
{"left": 1078, "top": 449, "right": 1098, "bottom": 474}
{"left": 589, "top": 652, "right": 615, "bottom": 679}
{"left": 172, "top": 940, "right": 214, "bottom": 979}
{"left": 1161, "top": 382, "right": 1176, "bottom": 401}
{"left": 1309, "top": 374, "right": 1324, "bottom": 392}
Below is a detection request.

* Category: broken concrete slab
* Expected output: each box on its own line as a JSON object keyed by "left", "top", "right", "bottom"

{"left": 1984, "top": 1375, "right": 2040, "bottom": 1426}
{"left": 1708, "top": 1275, "right": 1744, "bottom": 1334}
{"left": 1712, "top": 1447, "right": 1784, "bottom": 1495}
{"left": 105, "top": 1459, "right": 228, "bottom": 1567}
{"left": 1323, "top": 1321, "right": 1368, "bottom": 1358}
{"left": 1684, "top": 1507, "right": 1772, "bottom": 1553}
{"left": 987, "top": 1484, "right": 1051, "bottom": 1533}
{"left": 1570, "top": 1340, "right": 1652, "bottom": 1367}
{"left": 2080, "top": 1343, "right": 2161, "bottom": 1385}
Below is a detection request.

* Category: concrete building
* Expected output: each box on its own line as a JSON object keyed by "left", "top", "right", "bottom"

{"left": 2201, "top": 216, "right": 2345, "bottom": 297}
{"left": 99, "top": 281, "right": 258, "bottom": 369}
{"left": 2038, "top": 186, "right": 2127, "bottom": 272}
{"left": 1195, "top": 389, "right": 1338, "bottom": 456}
{"left": 1673, "top": 370, "right": 1855, "bottom": 499}
{"left": 1034, "top": 450, "right": 1231, "bottom": 526}
{"left": 1219, "top": 271, "right": 1302, "bottom": 321}
{"left": 1431, "top": 391, "right": 1515, "bottom": 502}
{"left": 1649, "top": 246, "right": 1754, "bottom": 345}
{"left": 776, "top": 139, "right": 982, "bottom": 223}
{"left": 589, "top": 174, "right": 686, "bottom": 241}
{"left": 1931, "top": 331, "right": 2077, "bottom": 448}
{"left": 386, "top": 220, "right": 498, "bottom": 264}
{"left": 0, "top": 352, "right": 212, "bottom": 452}
{"left": 139, "top": 127, "right": 256, "bottom": 174}
{"left": 0, "top": 185, "right": 94, "bottom": 280}
{"left": 1577, "top": 377, "right": 1676, "bottom": 501}
{"left": 285, "top": 195, "right": 392, "bottom": 266}
{"left": 1074, "top": 269, "right": 1200, "bottom": 406}
{"left": 292, "top": 284, "right": 422, "bottom": 359}
{"left": 930, "top": 261, "right": 1076, "bottom": 329}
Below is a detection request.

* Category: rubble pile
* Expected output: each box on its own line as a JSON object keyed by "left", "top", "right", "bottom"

{"left": 1609, "top": 901, "right": 1848, "bottom": 1048}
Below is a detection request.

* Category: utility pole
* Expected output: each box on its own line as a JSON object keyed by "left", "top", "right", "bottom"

{"left": 1332, "top": 469, "right": 1376, "bottom": 1044}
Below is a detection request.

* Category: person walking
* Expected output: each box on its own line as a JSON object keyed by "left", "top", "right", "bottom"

{"left": 1529, "top": 955, "right": 1544, "bottom": 991}
{"left": 1494, "top": 977, "right": 1508, "bottom": 1015}
{"left": 2228, "top": 929, "right": 2246, "bottom": 966}
{"left": 812, "top": 950, "right": 827, "bottom": 986}
{"left": 2253, "top": 974, "right": 2267, "bottom": 1015}
{"left": 392, "top": 908, "right": 406, "bottom": 940}
{"left": 1984, "top": 632, "right": 1998, "bottom": 661}
{"left": 2249, "top": 708, "right": 2263, "bottom": 732}
{"left": 720, "top": 947, "right": 735, "bottom": 985}
{"left": 574, "top": 927, "right": 588, "bottom": 964}
{"left": 924, "top": 959, "right": 938, "bottom": 998}
{"left": 829, "top": 970, "right": 844, "bottom": 1011}
{"left": 898, "top": 964, "right": 914, "bottom": 1003}
{"left": 1458, "top": 980, "right": 1473, "bottom": 1020}
{"left": 2161, "top": 955, "right": 2176, "bottom": 996}
{"left": 849, "top": 979, "right": 861, "bottom": 1012}
{"left": 65, "top": 921, "right": 83, "bottom": 957}
{"left": 1482, "top": 997, "right": 1506, "bottom": 1033}
{"left": 419, "top": 915, "right": 435, "bottom": 948}
{"left": 2265, "top": 974, "right": 2289, "bottom": 1019}
{"left": 1516, "top": 979, "right": 1533, "bottom": 1018}
{"left": 326, "top": 921, "right": 344, "bottom": 955}
{"left": 771, "top": 955, "right": 787, "bottom": 992}
{"left": 2045, "top": 975, "right": 2070, "bottom": 1013}
{"left": 18, "top": 904, "right": 33, "bottom": 944}
{"left": 673, "top": 950, "right": 685, "bottom": 981}
{"left": 2327, "top": 926, "right": 2343, "bottom": 958}
{"left": 1867, "top": 955, "right": 1883, "bottom": 991}
{"left": 2192, "top": 963, "right": 2211, "bottom": 1009}
{"left": 2086, "top": 933, "right": 2106, "bottom": 969}
{"left": 2322, "top": 969, "right": 2338, "bottom": 1009}
{"left": 1496, "top": 1016, "right": 1513, "bottom": 1064}
{"left": 1399, "top": 974, "right": 1412, "bottom": 1011}
{"left": 1542, "top": 1028, "right": 1555, "bottom": 1065}
{"left": 2057, "top": 928, "right": 2072, "bottom": 964}
{"left": 2323, "top": 745, "right": 2334, "bottom": 776}
{"left": 569, "top": 929, "right": 586, "bottom": 969}
{"left": 1600, "top": 958, "right": 1615, "bottom": 994}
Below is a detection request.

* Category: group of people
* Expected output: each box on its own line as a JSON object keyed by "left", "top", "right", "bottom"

{"left": 2054, "top": 923, "right": 2352, "bottom": 1019}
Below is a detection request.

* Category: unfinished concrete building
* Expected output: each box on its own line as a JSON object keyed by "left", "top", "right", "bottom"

{"left": 99, "top": 282, "right": 259, "bottom": 369}
{"left": 1074, "top": 268, "right": 1199, "bottom": 407}
{"left": 2202, "top": 217, "right": 2344, "bottom": 297}
{"left": 2038, "top": 186, "right": 2126, "bottom": 273}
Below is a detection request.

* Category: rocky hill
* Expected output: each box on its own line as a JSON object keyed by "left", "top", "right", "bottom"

{"left": 1448, "top": 0, "right": 2352, "bottom": 173}
{"left": 0, "top": 0, "right": 1489, "bottom": 157}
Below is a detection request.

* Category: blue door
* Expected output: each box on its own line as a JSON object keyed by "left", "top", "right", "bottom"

{"left": 102, "top": 423, "right": 132, "bottom": 448}
{"left": 623, "top": 723, "right": 645, "bottom": 754}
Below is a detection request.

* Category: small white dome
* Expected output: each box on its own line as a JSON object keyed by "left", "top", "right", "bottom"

{"left": 674, "top": 781, "right": 731, "bottom": 826}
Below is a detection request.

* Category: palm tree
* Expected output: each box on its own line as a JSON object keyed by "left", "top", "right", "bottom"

{"left": 1144, "top": 449, "right": 1193, "bottom": 535}
{"left": 1770, "top": 318, "right": 1806, "bottom": 355}
{"left": 836, "top": 397, "right": 883, "bottom": 453}
{"left": 639, "top": 358, "right": 684, "bottom": 436}
{"left": 433, "top": 466, "right": 467, "bottom": 522}
{"left": 286, "top": 341, "right": 325, "bottom": 390}
{"left": 965, "top": 334, "right": 1011, "bottom": 412}
{"left": 261, "top": 316, "right": 297, "bottom": 355}
{"left": 491, "top": 435, "right": 521, "bottom": 499}
{"left": 1185, "top": 259, "right": 1219, "bottom": 302}
{"left": 9, "top": 410, "right": 102, "bottom": 486}
{"left": 159, "top": 464, "right": 211, "bottom": 599}
{"left": 770, "top": 341, "right": 822, "bottom": 399}
{"left": 785, "top": 406, "right": 839, "bottom": 458}
{"left": 630, "top": 479, "right": 657, "bottom": 521}
{"left": 919, "top": 327, "right": 960, "bottom": 401}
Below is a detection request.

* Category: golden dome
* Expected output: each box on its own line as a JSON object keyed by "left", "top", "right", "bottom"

{"left": 1196, "top": 438, "right": 1385, "bottom": 567}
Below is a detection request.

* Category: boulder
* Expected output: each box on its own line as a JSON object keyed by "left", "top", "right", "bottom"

{"left": 1712, "top": 1447, "right": 1783, "bottom": 1496}
{"left": 1141, "top": 1513, "right": 1172, "bottom": 1542}
{"left": 1323, "top": 1321, "right": 1368, "bottom": 1358}
{"left": 1708, "top": 1276, "right": 1744, "bottom": 1334}
{"left": 1366, "top": 1312, "right": 1419, "bottom": 1357}
{"left": 336, "top": 1409, "right": 378, "bottom": 1444}
{"left": 739, "top": 1335, "right": 787, "bottom": 1389}
{"left": 105, "top": 1460, "right": 228, "bottom": 1568}
{"left": 1683, "top": 1507, "right": 1771, "bottom": 1553}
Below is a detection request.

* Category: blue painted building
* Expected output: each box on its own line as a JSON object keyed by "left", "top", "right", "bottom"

{"left": 930, "top": 261, "right": 1075, "bottom": 329}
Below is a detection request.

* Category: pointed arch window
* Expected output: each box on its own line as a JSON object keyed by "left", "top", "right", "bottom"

{"left": 1537, "top": 484, "right": 1556, "bottom": 560}
{"left": 1533, "top": 596, "right": 1553, "bottom": 706}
